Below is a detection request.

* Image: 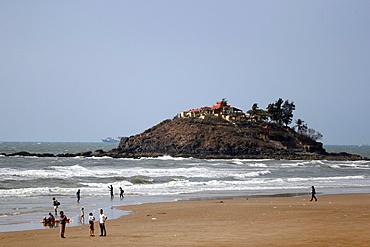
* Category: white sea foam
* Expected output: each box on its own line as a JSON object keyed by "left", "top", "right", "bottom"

{"left": 231, "top": 159, "right": 243, "bottom": 165}
{"left": 233, "top": 170, "right": 271, "bottom": 179}
{"left": 247, "top": 163, "right": 268, "bottom": 168}
{"left": 142, "top": 155, "right": 192, "bottom": 161}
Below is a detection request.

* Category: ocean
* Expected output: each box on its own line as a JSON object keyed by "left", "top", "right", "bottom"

{"left": 0, "top": 142, "right": 369, "bottom": 232}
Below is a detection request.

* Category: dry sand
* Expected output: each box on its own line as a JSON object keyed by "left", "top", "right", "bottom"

{"left": 1, "top": 194, "right": 370, "bottom": 247}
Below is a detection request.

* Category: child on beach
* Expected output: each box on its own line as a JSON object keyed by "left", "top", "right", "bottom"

{"left": 80, "top": 208, "right": 85, "bottom": 224}
{"left": 88, "top": 212, "right": 95, "bottom": 236}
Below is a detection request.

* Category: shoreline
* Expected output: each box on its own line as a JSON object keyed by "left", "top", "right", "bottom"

{"left": 1, "top": 193, "right": 370, "bottom": 246}
{"left": 2, "top": 150, "right": 368, "bottom": 161}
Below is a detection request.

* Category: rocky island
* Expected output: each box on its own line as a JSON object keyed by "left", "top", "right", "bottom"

{"left": 3, "top": 99, "right": 367, "bottom": 161}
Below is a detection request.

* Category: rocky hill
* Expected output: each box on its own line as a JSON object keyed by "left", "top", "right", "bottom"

{"left": 101, "top": 117, "right": 363, "bottom": 160}
{"left": 3, "top": 117, "right": 366, "bottom": 160}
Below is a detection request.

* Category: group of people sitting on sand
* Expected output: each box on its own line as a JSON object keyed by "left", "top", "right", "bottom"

{"left": 41, "top": 212, "right": 56, "bottom": 227}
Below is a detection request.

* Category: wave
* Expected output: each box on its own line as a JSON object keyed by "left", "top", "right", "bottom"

{"left": 141, "top": 155, "right": 192, "bottom": 161}
{"left": 233, "top": 170, "right": 271, "bottom": 179}
{"left": 286, "top": 175, "right": 365, "bottom": 182}
{"left": 129, "top": 176, "right": 154, "bottom": 184}
{"left": 1, "top": 173, "right": 369, "bottom": 199}
{"left": 84, "top": 156, "right": 114, "bottom": 160}
{"left": 0, "top": 187, "right": 55, "bottom": 198}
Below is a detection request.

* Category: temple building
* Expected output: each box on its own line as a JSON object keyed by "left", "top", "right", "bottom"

{"left": 178, "top": 99, "right": 245, "bottom": 122}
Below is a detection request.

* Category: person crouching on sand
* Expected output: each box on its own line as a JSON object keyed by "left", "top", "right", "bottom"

{"left": 88, "top": 212, "right": 95, "bottom": 236}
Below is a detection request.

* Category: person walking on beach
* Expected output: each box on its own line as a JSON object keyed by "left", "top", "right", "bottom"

{"left": 88, "top": 212, "right": 95, "bottom": 236}
{"left": 119, "top": 187, "right": 124, "bottom": 199}
{"left": 52, "top": 197, "right": 60, "bottom": 215}
{"left": 108, "top": 185, "right": 114, "bottom": 198}
{"left": 310, "top": 186, "right": 317, "bottom": 201}
{"left": 76, "top": 189, "right": 81, "bottom": 203}
{"left": 99, "top": 209, "right": 107, "bottom": 236}
{"left": 59, "top": 211, "right": 67, "bottom": 238}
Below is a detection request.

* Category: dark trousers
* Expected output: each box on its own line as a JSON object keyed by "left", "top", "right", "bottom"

{"left": 310, "top": 194, "right": 317, "bottom": 201}
{"left": 60, "top": 223, "right": 66, "bottom": 237}
{"left": 100, "top": 223, "right": 106, "bottom": 236}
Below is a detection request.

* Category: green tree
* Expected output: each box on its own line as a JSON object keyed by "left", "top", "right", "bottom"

{"left": 294, "top": 119, "right": 323, "bottom": 141}
{"left": 281, "top": 100, "right": 295, "bottom": 126}
{"left": 268, "top": 98, "right": 295, "bottom": 126}
{"left": 294, "top": 119, "right": 307, "bottom": 134}
{"left": 247, "top": 103, "right": 269, "bottom": 123}
{"left": 267, "top": 98, "right": 284, "bottom": 126}
{"left": 307, "top": 128, "right": 323, "bottom": 141}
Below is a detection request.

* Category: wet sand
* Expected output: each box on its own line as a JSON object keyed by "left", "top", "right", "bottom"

{"left": 1, "top": 194, "right": 370, "bottom": 247}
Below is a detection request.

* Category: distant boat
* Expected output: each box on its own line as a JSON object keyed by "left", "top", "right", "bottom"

{"left": 102, "top": 137, "right": 121, "bottom": 143}
{"left": 359, "top": 143, "right": 369, "bottom": 147}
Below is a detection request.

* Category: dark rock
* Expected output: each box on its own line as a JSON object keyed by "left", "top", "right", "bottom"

{"left": 102, "top": 118, "right": 366, "bottom": 160}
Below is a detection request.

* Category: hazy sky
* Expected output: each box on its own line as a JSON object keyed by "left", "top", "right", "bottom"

{"left": 1, "top": 1, "right": 369, "bottom": 144}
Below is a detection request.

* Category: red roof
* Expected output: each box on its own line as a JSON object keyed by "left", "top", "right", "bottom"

{"left": 185, "top": 100, "right": 241, "bottom": 113}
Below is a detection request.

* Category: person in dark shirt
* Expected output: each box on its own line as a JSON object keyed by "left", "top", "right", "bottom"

{"left": 119, "top": 187, "right": 124, "bottom": 199}
{"left": 53, "top": 197, "right": 60, "bottom": 215}
{"left": 59, "top": 211, "right": 67, "bottom": 238}
{"left": 108, "top": 185, "right": 114, "bottom": 198}
{"left": 76, "top": 189, "right": 81, "bottom": 203}
{"left": 310, "top": 186, "right": 318, "bottom": 201}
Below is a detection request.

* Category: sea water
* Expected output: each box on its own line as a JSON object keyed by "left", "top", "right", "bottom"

{"left": 0, "top": 142, "right": 369, "bottom": 232}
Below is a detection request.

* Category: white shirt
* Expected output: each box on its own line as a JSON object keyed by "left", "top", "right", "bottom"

{"left": 99, "top": 213, "right": 107, "bottom": 223}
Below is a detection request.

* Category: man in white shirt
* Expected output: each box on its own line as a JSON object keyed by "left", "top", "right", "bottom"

{"left": 99, "top": 208, "right": 107, "bottom": 236}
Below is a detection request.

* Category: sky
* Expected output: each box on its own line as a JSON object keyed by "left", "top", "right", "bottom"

{"left": 1, "top": 0, "right": 369, "bottom": 145}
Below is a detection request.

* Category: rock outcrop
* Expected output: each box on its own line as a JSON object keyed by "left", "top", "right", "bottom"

{"left": 104, "top": 118, "right": 363, "bottom": 160}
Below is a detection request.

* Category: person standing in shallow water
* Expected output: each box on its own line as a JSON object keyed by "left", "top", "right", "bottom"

{"left": 119, "top": 187, "right": 124, "bottom": 199}
{"left": 80, "top": 207, "right": 85, "bottom": 224}
{"left": 310, "top": 186, "right": 317, "bottom": 201}
{"left": 76, "top": 189, "right": 81, "bottom": 203}
{"left": 52, "top": 197, "right": 60, "bottom": 215}
{"left": 108, "top": 185, "right": 114, "bottom": 198}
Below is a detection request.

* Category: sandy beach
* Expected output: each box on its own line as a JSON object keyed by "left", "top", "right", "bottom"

{"left": 1, "top": 194, "right": 370, "bottom": 246}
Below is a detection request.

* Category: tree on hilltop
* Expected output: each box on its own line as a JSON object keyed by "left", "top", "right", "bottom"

{"left": 294, "top": 118, "right": 323, "bottom": 141}
{"left": 247, "top": 103, "right": 269, "bottom": 123}
{"left": 294, "top": 119, "right": 307, "bottom": 134}
{"left": 267, "top": 98, "right": 295, "bottom": 127}
{"left": 282, "top": 100, "right": 295, "bottom": 126}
